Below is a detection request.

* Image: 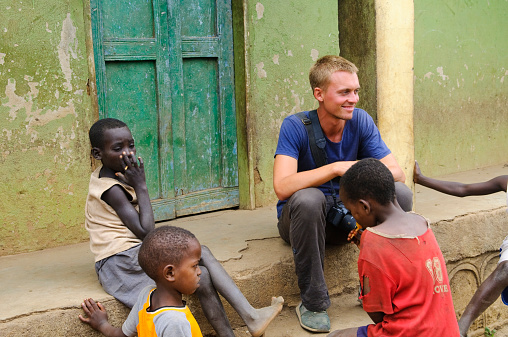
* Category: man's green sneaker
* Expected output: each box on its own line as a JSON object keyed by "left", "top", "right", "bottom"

{"left": 296, "top": 302, "right": 331, "bottom": 333}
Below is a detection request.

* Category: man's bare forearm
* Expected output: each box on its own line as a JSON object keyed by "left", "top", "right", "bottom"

{"left": 274, "top": 161, "right": 355, "bottom": 200}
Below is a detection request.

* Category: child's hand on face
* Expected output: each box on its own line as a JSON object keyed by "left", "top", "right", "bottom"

{"left": 348, "top": 227, "right": 362, "bottom": 248}
{"left": 115, "top": 152, "right": 147, "bottom": 188}
{"left": 79, "top": 298, "right": 109, "bottom": 331}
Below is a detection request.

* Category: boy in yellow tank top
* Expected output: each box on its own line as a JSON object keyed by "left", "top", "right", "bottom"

{"left": 79, "top": 225, "right": 204, "bottom": 337}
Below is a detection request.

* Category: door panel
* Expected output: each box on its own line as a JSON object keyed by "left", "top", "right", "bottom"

{"left": 91, "top": 0, "right": 238, "bottom": 220}
{"left": 180, "top": 0, "right": 217, "bottom": 37}
{"left": 101, "top": 0, "right": 155, "bottom": 39}
{"left": 181, "top": 58, "right": 220, "bottom": 193}
{"left": 104, "top": 61, "right": 160, "bottom": 196}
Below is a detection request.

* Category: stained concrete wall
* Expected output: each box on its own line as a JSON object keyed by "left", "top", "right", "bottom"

{"left": 414, "top": 1, "right": 508, "bottom": 176}
{"left": 240, "top": 0, "right": 340, "bottom": 207}
{"left": 0, "top": 1, "right": 94, "bottom": 255}
{"left": 337, "top": 0, "right": 377, "bottom": 122}
{"left": 7, "top": 1, "right": 506, "bottom": 254}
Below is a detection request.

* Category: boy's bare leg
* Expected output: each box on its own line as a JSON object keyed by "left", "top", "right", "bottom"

{"left": 458, "top": 261, "right": 508, "bottom": 336}
{"left": 196, "top": 266, "right": 235, "bottom": 337}
{"left": 327, "top": 327, "right": 359, "bottom": 337}
{"left": 200, "top": 246, "right": 284, "bottom": 337}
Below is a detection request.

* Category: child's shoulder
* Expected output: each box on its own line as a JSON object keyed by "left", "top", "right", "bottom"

{"left": 89, "top": 166, "right": 134, "bottom": 196}
{"left": 368, "top": 212, "right": 429, "bottom": 238}
{"left": 132, "top": 285, "right": 156, "bottom": 310}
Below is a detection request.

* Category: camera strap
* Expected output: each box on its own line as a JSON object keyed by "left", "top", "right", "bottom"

{"left": 296, "top": 110, "right": 339, "bottom": 204}
{"left": 296, "top": 110, "right": 327, "bottom": 168}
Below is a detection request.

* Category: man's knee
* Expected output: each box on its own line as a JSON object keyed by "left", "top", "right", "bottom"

{"left": 282, "top": 188, "right": 327, "bottom": 244}
{"left": 290, "top": 188, "right": 327, "bottom": 211}
{"left": 395, "top": 182, "right": 413, "bottom": 212}
{"left": 288, "top": 188, "right": 327, "bottom": 231}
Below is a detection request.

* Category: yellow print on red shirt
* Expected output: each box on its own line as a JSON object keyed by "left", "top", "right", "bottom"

{"left": 425, "top": 257, "right": 449, "bottom": 294}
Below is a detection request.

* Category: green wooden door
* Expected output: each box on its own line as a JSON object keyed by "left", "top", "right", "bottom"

{"left": 91, "top": 0, "right": 238, "bottom": 220}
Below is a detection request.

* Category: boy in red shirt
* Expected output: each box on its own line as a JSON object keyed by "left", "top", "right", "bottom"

{"left": 327, "top": 158, "right": 460, "bottom": 337}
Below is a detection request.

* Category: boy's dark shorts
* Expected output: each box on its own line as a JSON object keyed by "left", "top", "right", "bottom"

{"left": 357, "top": 325, "right": 369, "bottom": 337}
{"left": 95, "top": 244, "right": 154, "bottom": 308}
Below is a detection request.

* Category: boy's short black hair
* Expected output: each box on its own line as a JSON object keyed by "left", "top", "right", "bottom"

{"left": 340, "top": 158, "right": 395, "bottom": 205}
{"left": 138, "top": 226, "right": 198, "bottom": 281}
{"left": 89, "top": 118, "right": 128, "bottom": 149}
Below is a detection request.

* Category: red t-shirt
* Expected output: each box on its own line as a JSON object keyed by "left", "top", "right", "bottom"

{"left": 358, "top": 224, "right": 460, "bottom": 337}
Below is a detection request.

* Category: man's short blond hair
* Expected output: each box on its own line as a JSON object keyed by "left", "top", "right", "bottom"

{"left": 309, "top": 55, "right": 358, "bottom": 91}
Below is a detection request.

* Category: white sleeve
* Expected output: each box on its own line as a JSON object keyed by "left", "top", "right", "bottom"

{"left": 121, "top": 286, "right": 154, "bottom": 336}
{"left": 154, "top": 311, "right": 192, "bottom": 337}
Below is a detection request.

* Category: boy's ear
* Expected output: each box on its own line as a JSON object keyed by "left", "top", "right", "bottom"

{"left": 359, "top": 199, "right": 371, "bottom": 214}
{"left": 91, "top": 147, "right": 102, "bottom": 160}
{"left": 162, "top": 264, "right": 176, "bottom": 282}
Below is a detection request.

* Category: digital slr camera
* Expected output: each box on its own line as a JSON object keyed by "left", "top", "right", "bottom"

{"left": 326, "top": 201, "right": 357, "bottom": 234}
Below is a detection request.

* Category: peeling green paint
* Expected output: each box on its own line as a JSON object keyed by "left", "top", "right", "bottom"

{"left": 414, "top": 1, "right": 508, "bottom": 176}
{"left": 0, "top": 0, "right": 94, "bottom": 255}
{"left": 244, "top": 0, "right": 340, "bottom": 206}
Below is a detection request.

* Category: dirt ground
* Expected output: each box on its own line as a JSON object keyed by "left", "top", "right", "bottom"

{"left": 229, "top": 297, "right": 508, "bottom": 337}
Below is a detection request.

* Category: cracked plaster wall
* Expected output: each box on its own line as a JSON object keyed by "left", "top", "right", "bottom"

{"left": 414, "top": 1, "right": 508, "bottom": 176}
{"left": 244, "top": 0, "right": 340, "bottom": 207}
{"left": 0, "top": 1, "right": 94, "bottom": 255}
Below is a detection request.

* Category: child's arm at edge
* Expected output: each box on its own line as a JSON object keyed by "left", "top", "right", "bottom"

{"left": 103, "top": 152, "right": 155, "bottom": 239}
{"left": 79, "top": 298, "right": 127, "bottom": 337}
{"left": 414, "top": 161, "right": 508, "bottom": 197}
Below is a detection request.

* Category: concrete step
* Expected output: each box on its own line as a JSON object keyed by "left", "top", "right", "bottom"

{"left": 1, "top": 164, "right": 508, "bottom": 336}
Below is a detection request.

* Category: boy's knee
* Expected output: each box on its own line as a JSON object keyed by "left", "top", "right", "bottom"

{"left": 195, "top": 266, "right": 214, "bottom": 295}
{"left": 200, "top": 245, "right": 212, "bottom": 259}
{"left": 199, "top": 265, "right": 210, "bottom": 281}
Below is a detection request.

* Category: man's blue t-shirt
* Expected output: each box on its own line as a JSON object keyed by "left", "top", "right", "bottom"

{"left": 274, "top": 108, "right": 391, "bottom": 218}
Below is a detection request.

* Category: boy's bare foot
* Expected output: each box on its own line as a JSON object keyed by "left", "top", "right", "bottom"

{"left": 246, "top": 296, "right": 284, "bottom": 337}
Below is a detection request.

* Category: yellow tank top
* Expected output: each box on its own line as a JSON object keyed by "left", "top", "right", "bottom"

{"left": 137, "top": 288, "right": 203, "bottom": 337}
